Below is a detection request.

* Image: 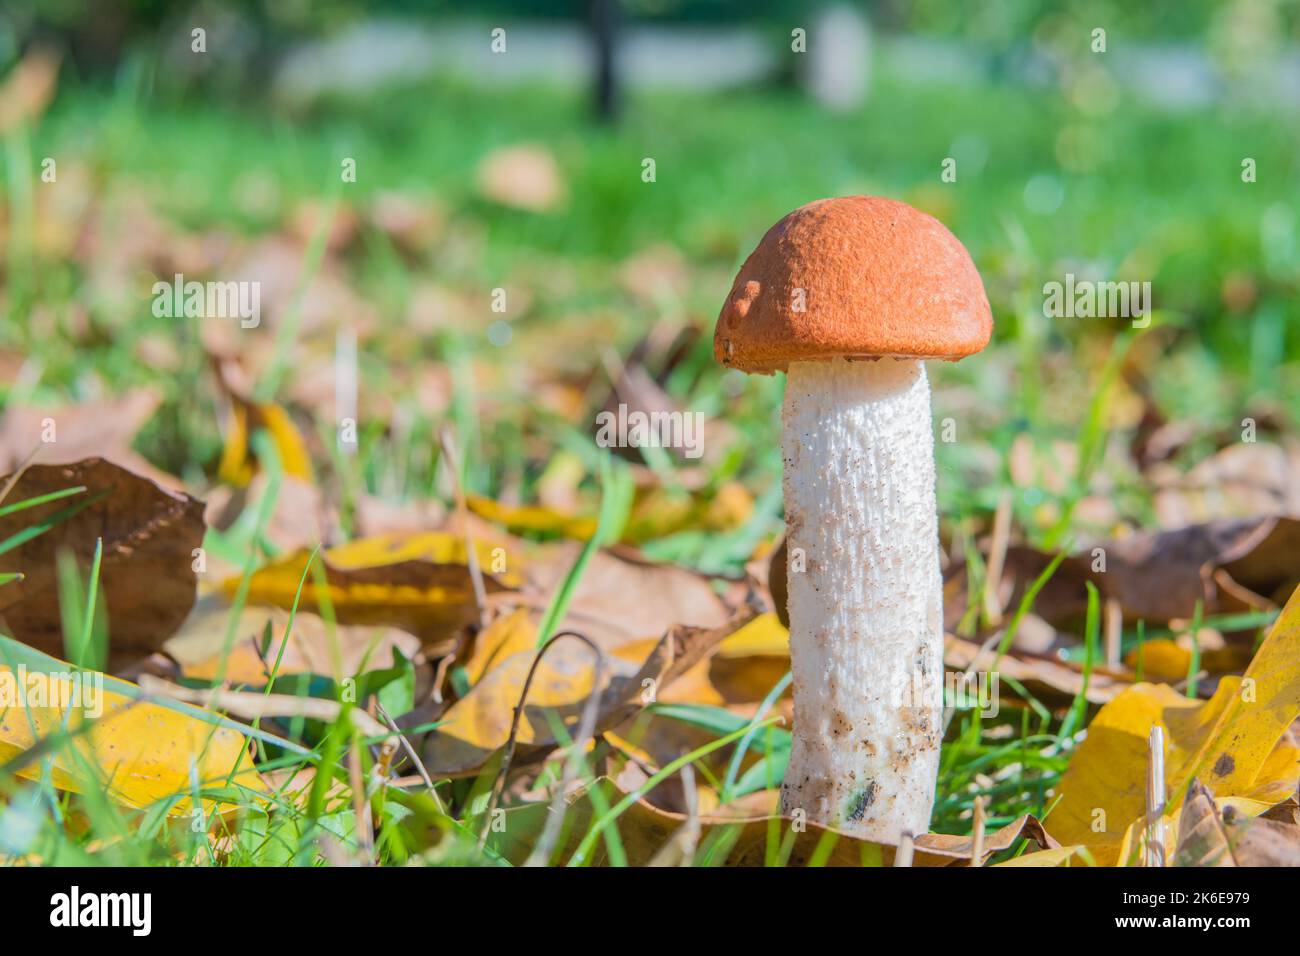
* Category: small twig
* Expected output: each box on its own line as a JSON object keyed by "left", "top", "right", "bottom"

{"left": 138, "top": 675, "right": 389, "bottom": 739}
{"left": 439, "top": 425, "right": 489, "bottom": 630}
{"left": 1145, "top": 725, "right": 1167, "bottom": 867}
{"left": 430, "top": 653, "right": 455, "bottom": 705}
{"left": 982, "top": 490, "right": 1012, "bottom": 626}
{"left": 478, "top": 630, "right": 607, "bottom": 851}
{"left": 1104, "top": 598, "right": 1123, "bottom": 669}
{"left": 970, "top": 795, "right": 986, "bottom": 867}
{"left": 375, "top": 702, "right": 444, "bottom": 813}
{"left": 348, "top": 736, "right": 374, "bottom": 864}
{"left": 0, "top": 444, "right": 42, "bottom": 507}
{"left": 893, "top": 831, "right": 915, "bottom": 868}
{"left": 648, "top": 764, "right": 701, "bottom": 867}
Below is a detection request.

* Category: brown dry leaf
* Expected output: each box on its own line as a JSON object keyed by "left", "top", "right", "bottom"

{"left": 1174, "top": 779, "right": 1300, "bottom": 866}
{"left": 522, "top": 543, "right": 731, "bottom": 652}
{"left": 422, "top": 610, "right": 756, "bottom": 777}
{"left": 0, "top": 458, "right": 205, "bottom": 666}
{"left": 1219, "top": 813, "right": 1300, "bottom": 865}
{"left": 223, "top": 531, "right": 521, "bottom": 647}
{"left": 492, "top": 777, "right": 1056, "bottom": 866}
{"left": 0, "top": 47, "right": 60, "bottom": 135}
{"left": 476, "top": 143, "right": 565, "bottom": 212}
{"left": 1154, "top": 441, "right": 1300, "bottom": 528}
{"left": 0, "top": 389, "right": 168, "bottom": 481}
{"left": 945, "top": 634, "right": 1129, "bottom": 705}
{"left": 163, "top": 594, "right": 421, "bottom": 685}
{"left": 462, "top": 607, "right": 536, "bottom": 685}
{"left": 1173, "top": 778, "right": 1235, "bottom": 866}
{"left": 1098, "top": 516, "right": 1300, "bottom": 621}
{"left": 937, "top": 517, "right": 1300, "bottom": 636}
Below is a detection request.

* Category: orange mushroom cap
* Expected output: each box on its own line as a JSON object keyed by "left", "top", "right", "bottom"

{"left": 714, "top": 196, "right": 992, "bottom": 374}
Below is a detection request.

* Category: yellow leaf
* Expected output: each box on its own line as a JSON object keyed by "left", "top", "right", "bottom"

{"left": 224, "top": 531, "right": 520, "bottom": 642}
{"left": 217, "top": 401, "right": 313, "bottom": 487}
{"left": 0, "top": 640, "right": 265, "bottom": 813}
{"left": 259, "top": 403, "right": 313, "bottom": 482}
{"left": 425, "top": 613, "right": 757, "bottom": 776}
{"left": 463, "top": 608, "right": 536, "bottom": 685}
{"left": 716, "top": 612, "right": 789, "bottom": 658}
{"left": 467, "top": 494, "right": 598, "bottom": 540}
{"left": 1051, "top": 582, "right": 1300, "bottom": 849}
{"left": 995, "top": 845, "right": 1096, "bottom": 867}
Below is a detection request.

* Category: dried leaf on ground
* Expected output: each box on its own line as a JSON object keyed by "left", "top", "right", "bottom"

{"left": 0, "top": 635, "right": 265, "bottom": 812}
{"left": 163, "top": 594, "right": 422, "bottom": 685}
{"left": 1154, "top": 441, "right": 1300, "bottom": 528}
{"left": 521, "top": 543, "right": 730, "bottom": 652}
{"left": 0, "top": 458, "right": 205, "bottom": 666}
{"left": 938, "top": 517, "right": 1300, "bottom": 635}
{"left": 0, "top": 389, "right": 168, "bottom": 481}
{"left": 1174, "top": 778, "right": 1300, "bottom": 866}
{"left": 225, "top": 531, "right": 520, "bottom": 647}
{"left": 1049, "top": 583, "right": 1300, "bottom": 856}
{"left": 476, "top": 143, "right": 565, "bottom": 212}
{"left": 422, "top": 610, "right": 756, "bottom": 777}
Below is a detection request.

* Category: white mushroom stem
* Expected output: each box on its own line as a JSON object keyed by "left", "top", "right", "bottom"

{"left": 780, "top": 356, "right": 943, "bottom": 843}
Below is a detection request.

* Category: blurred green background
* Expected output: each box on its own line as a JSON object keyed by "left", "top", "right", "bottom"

{"left": 1, "top": 0, "right": 1298, "bottom": 570}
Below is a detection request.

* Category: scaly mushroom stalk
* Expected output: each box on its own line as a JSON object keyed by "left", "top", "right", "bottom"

{"left": 780, "top": 356, "right": 941, "bottom": 842}
{"left": 713, "top": 196, "right": 991, "bottom": 844}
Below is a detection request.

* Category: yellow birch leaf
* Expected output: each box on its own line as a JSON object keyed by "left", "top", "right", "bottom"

{"left": 224, "top": 531, "right": 521, "bottom": 642}
{"left": 464, "top": 608, "right": 536, "bottom": 685}
{"left": 217, "top": 401, "right": 312, "bottom": 487}
{"left": 467, "top": 494, "right": 598, "bottom": 540}
{"left": 716, "top": 612, "right": 789, "bottom": 658}
{"left": 1051, "top": 583, "right": 1300, "bottom": 848}
{"left": 0, "top": 638, "right": 265, "bottom": 813}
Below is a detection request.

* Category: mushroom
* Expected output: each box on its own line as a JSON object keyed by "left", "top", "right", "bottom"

{"left": 715, "top": 196, "right": 991, "bottom": 843}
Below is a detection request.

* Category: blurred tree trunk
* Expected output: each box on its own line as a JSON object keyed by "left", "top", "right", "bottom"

{"left": 590, "top": 0, "right": 619, "bottom": 123}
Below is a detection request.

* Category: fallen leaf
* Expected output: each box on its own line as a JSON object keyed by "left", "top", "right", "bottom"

{"left": 224, "top": 531, "right": 521, "bottom": 648}
{"left": 476, "top": 143, "right": 565, "bottom": 212}
{"left": 1050, "top": 582, "right": 1300, "bottom": 850}
{"left": 216, "top": 398, "right": 313, "bottom": 486}
{"left": 0, "top": 389, "right": 167, "bottom": 481}
{"left": 0, "top": 635, "right": 265, "bottom": 812}
{"left": 1154, "top": 441, "right": 1300, "bottom": 528}
{"left": 462, "top": 607, "right": 536, "bottom": 685}
{"left": 522, "top": 543, "right": 730, "bottom": 652}
{"left": 937, "top": 517, "right": 1300, "bottom": 635}
{"left": 163, "top": 594, "right": 421, "bottom": 685}
{"left": 467, "top": 494, "right": 598, "bottom": 541}
{"left": 422, "top": 610, "right": 756, "bottom": 777}
{"left": 1172, "top": 778, "right": 1232, "bottom": 866}
{"left": 0, "top": 458, "right": 205, "bottom": 667}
